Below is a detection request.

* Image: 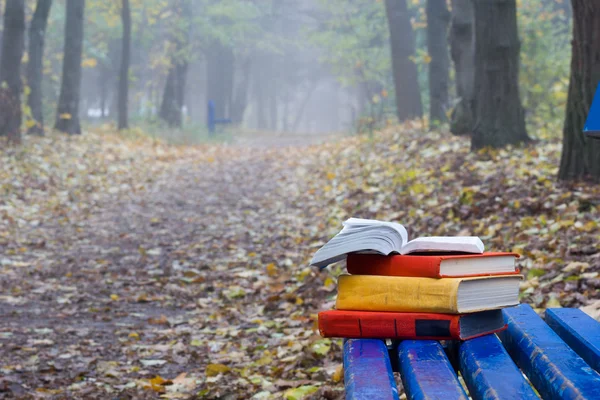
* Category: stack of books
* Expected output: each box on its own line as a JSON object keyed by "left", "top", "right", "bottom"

{"left": 311, "top": 218, "right": 522, "bottom": 341}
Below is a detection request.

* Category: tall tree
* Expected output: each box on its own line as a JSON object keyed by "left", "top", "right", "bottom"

{"left": 206, "top": 41, "right": 234, "bottom": 122}
{"left": 117, "top": 0, "right": 131, "bottom": 130}
{"left": 471, "top": 0, "right": 529, "bottom": 150}
{"left": 384, "top": 0, "right": 423, "bottom": 121}
{"left": 558, "top": 1, "right": 600, "bottom": 181}
{"left": 0, "top": 0, "right": 25, "bottom": 143}
{"left": 26, "top": 0, "right": 52, "bottom": 136}
{"left": 159, "top": 0, "right": 191, "bottom": 128}
{"left": 449, "top": 0, "right": 474, "bottom": 135}
{"left": 426, "top": 0, "right": 450, "bottom": 125}
{"left": 55, "top": 0, "right": 85, "bottom": 134}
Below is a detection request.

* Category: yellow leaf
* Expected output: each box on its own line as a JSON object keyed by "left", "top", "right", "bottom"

{"left": 128, "top": 332, "right": 140, "bottom": 340}
{"left": 205, "top": 363, "right": 230, "bottom": 377}
{"left": 110, "top": 294, "right": 119, "bottom": 301}
{"left": 326, "top": 171, "right": 336, "bottom": 180}
{"left": 255, "top": 355, "right": 273, "bottom": 366}
{"left": 284, "top": 385, "right": 319, "bottom": 400}
{"left": 423, "top": 54, "right": 432, "bottom": 64}
{"left": 295, "top": 296, "right": 304, "bottom": 305}
{"left": 332, "top": 364, "right": 343, "bottom": 383}
{"left": 148, "top": 375, "right": 169, "bottom": 393}
{"left": 546, "top": 295, "right": 562, "bottom": 308}
{"left": 266, "top": 263, "right": 277, "bottom": 277}
{"left": 59, "top": 113, "right": 72, "bottom": 120}
{"left": 81, "top": 58, "right": 98, "bottom": 68}
{"left": 25, "top": 119, "right": 37, "bottom": 128}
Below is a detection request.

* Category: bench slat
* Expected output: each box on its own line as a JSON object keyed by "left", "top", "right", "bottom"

{"left": 545, "top": 308, "right": 600, "bottom": 373}
{"left": 343, "top": 339, "right": 399, "bottom": 400}
{"left": 398, "top": 340, "right": 468, "bottom": 400}
{"left": 500, "top": 304, "right": 600, "bottom": 399}
{"left": 459, "top": 334, "right": 539, "bottom": 399}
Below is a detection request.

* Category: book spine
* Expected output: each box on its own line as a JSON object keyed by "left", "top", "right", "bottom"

{"left": 346, "top": 254, "right": 441, "bottom": 278}
{"left": 318, "top": 311, "right": 461, "bottom": 340}
{"left": 336, "top": 275, "right": 461, "bottom": 313}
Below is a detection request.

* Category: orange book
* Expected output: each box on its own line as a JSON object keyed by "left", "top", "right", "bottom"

{"left": 346, "top": 252, "right": 520, "bottom": 278}
{"left": 318, "top": 309, "right": 507, "bottom": 340}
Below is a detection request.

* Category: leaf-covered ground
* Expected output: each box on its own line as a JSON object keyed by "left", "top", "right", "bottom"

{"left": 0, "top": 124, "right": 599, "bottom": 399}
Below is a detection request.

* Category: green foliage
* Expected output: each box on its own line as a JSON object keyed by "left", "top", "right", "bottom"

{"left": 517, "top": 0, "right": 571, "bottom": 137}
{"left": 307, "top": 0, "right": 391, "bottom": 89}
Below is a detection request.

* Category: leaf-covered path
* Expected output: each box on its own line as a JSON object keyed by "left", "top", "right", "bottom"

{"left": 1, "top": 126, "right": 600, "bottom": 399}
{"left": 0, "top": 133, "right": 342, "bottom": 399}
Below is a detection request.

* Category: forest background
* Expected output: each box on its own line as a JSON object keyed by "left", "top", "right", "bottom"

{"left": 0, "top": 0, "right": 600, "bottom": 399}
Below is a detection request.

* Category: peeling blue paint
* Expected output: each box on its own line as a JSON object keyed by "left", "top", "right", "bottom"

{"left": 499, "top": 304, "right": 600, "bottom": 399}
{"left": 459, "top": 334, "right": 539, "bottom": 399}
{"left": 343, "top": 339, "right": 399, "bottom": 400}
{"left": 398, "top": 340, "right": 468, "bottom": 400}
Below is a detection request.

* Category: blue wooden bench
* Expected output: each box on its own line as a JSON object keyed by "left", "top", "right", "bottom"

{"left": 207, "top": 100, "right": 232, "bottom": 135}
{"left": 343, "top": 304, "right": 600, "bottom": 399}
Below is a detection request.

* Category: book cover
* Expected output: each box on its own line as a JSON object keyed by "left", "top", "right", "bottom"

{"left": 346, "top": 252, "right": 519, "bottom": 278}
{"left": 335, "top": 274, "right": 522, "bottom": 314}
{"left": 318, "top": 310, "right": 507, "bottom": 340}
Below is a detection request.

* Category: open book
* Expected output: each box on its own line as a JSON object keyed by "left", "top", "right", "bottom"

{"left": 310, "top": 218, "right": 484, "bottom": 268}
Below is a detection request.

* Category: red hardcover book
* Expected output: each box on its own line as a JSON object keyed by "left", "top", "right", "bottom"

{"left": 318, "top": 310, "right": 507, "bottom": 340}
{"left": 346, "top": 252, "right": 520, "bottom": 278}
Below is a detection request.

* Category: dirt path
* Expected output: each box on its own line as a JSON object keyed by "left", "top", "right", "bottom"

{"left": 0, "top": 138, "right": 341, "bottom": 399}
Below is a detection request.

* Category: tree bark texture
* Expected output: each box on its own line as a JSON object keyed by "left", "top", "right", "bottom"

{"left": 384, "top": 0, "right": 423, "bottom": 121}
{"left": 158, "top": 0, "right": 190, "bottom": 128}
{"left": 206, "top": 41, "right": 234, "bottom": 120}
{"left": 159, "top": 61, "right": 188, "bottom": 128}
{"left": 231, "top": 56, "right": 251, "bottom": 124}
{"left": 471, "top": 0, "right": 529, "bottom": 150}
{"left": 55, "top": 0, "right": 85, "bottom": 135}
{"left": 449, "top": 0, "right": 474, "bottom": 135}
{"left": 26, "top": 0, "right": 52, "bottom": 135}
{"left": 558, "top": 1, "right": 600, "bottom": 181}
{"left": 426, "top": 0, "right": 450, "bottom": 124}
{"left": 0, "top": 0, "right": 25, "bottom": 143}
{"left": 117, "top": 0, "right": 131, "bottom": 130}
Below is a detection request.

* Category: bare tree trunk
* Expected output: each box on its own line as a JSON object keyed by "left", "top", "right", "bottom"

{"left": 158, "top": 0, "right": 190, "bottom": 128}
{"left": 206, "top": 41, "right": 234, "bottom": 120}
{"left": 117, "top": 0, "right": 130, "bottom": 130}
{"left": 449, "top": 0, "right": 474, "bottom": 135}
{"left": 426, "top": 0, "right": 450, "bottom": 125}
{"left": 558, "top": 1, "right": 600, "bottom": 181}
{"left": 231, "top": 56, "right": 251, "bottom": 124}
{"left": 471, "top": 0, "right": 529, "bottom": 150}
{"left": 159, "top": 61, "right": 188, "bottom": 128}
{"left": 26, "top": 0, "right": 52, "bottom": 136}
{"left": 384, "top": 0, "right": 423, "bottom": 121}
{"left": 55, "top": 0, "right": 85, "bottom": 135}
{"left": 0, "top": 0, "right": 25, "bottom": 143}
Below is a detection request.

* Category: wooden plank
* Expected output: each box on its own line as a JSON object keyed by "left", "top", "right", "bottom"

{"left": 397, "top": 340, "right": 468, "bottom": 400}
{"left": 545, "top": 308, "right": 600, "bottom": 373}
{"left": 499, "top": 304, "right": 600, "bottom": 399}
{"left": 459, "top": 334, "right": 539, "bottom": 400}
{"left": 343, "top": 339, "right": 399, "bottom": 400}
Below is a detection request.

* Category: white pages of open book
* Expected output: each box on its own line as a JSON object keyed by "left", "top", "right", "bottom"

{"left": 309, "top": 218, "right": 484, "bottom": 268}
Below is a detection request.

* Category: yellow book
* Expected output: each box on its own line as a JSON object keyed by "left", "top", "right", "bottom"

{"left": 335, "top": 274, "right": 522, "bottom": 314}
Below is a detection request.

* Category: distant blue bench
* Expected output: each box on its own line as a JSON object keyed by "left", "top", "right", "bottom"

{"left": 343, "top": 304, "right": 600, "bottom": 399}
{"left": 207, "top": 100, "right": 232, "bottom": 135}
